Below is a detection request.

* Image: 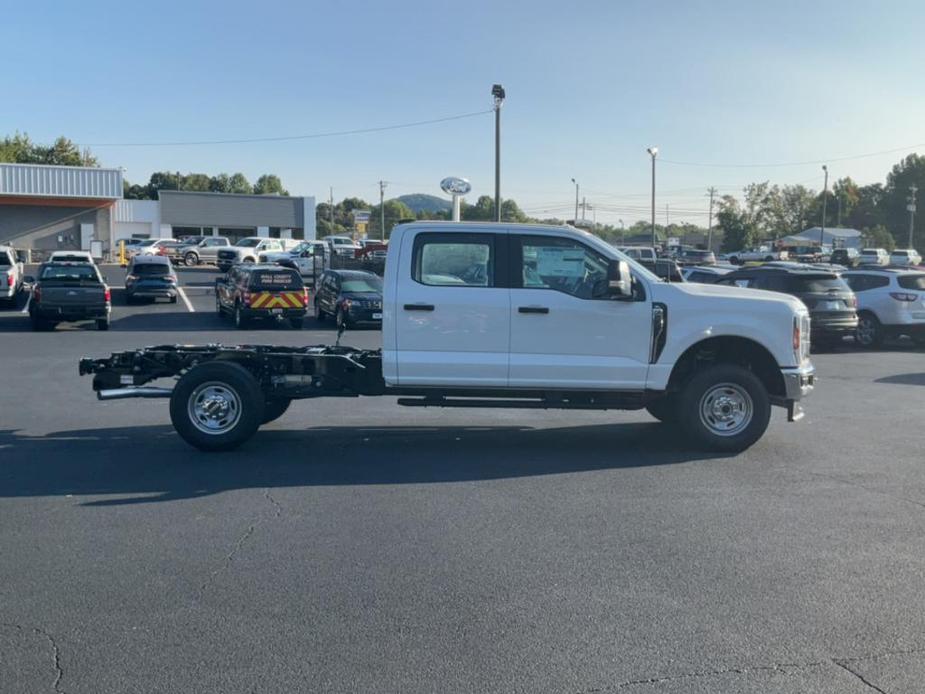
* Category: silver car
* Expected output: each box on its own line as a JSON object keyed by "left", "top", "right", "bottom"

{"left": 178, "top": 237, "right": 231, "bottom": 266}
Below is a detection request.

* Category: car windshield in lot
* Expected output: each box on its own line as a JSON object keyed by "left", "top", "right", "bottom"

{"left": 251, "top": 270, "right": 302, "bottom": 289}
{"left": 788, "top": 276, "right": 850, "bottom": 293}
{"left": 236, "top": 239, "right": 261, "bottom": 248}
{"left": 898, "top": 274, "right": 925, "bottom": 290}
{"left": 342, "top": 278, "right": 382, "bottom": 292}
{"left": 40, "top": 265, "right": 99, "bottom": 282}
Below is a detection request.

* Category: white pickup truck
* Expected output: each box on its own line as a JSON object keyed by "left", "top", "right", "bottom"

{"left": 80, "top": 222, "right": 815, "bottom": 453}
{"left": 1, "top": 245, "right": 25, "bottom": 305}
{"left": 727, "top": 246, "right": 789, "bottom": 264}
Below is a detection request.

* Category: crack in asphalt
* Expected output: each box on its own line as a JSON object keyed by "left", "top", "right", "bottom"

{"left": 2, "top": 622, "right": 65, "bottom": 693}
{"left": 196, "top": 487, "right": 284, "bottom": 596}
{"left": 833, "top": 660, "right": 888, "bottom": 693}
{"left": 579, "top": 647, "right": 925, "bottom": 692}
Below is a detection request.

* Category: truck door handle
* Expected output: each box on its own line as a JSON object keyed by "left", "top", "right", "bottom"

{"left": 404, "top": 303, "right": 435, "bottom": 311}
{"left": 518, "top": 306, "right": 549, "bottom": 314}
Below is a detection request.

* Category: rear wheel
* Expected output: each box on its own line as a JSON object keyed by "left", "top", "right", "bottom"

{"left": 729, "top": 256, "right": 740, "bottom": 265}
{"left": 336, "top": 307, "right": 348, "bottom": 330}
{"left": 677, "top": 364, "right": 770, "bottom": 452}
{"left": 289, "top": 317, "right": 303, "bottom": 330}
{"left": 855, "top": 313, "right": 882, "bottom": 348}
{"left": 315, "top": 300, "right": 326, "bottom": 321}
{"left": 169, "top": 362, "right": 264, "bottom": 451}
{"left": 96, "top": 316, "right": 110, "bottom": 331}
{"left": 262, "top": 398, "right": 291, "bottom": 424}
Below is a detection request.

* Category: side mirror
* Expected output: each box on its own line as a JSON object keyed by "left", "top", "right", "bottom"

{"left": 601, "top": 259, "right": 633, "bottom": 299}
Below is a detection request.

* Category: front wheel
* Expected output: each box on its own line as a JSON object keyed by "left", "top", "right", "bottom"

{"left": 336, "top": 307, "right": 348, "bottom": 330}
{"left": 184, "top": 252, "right": 199, "bottom": 266}
{"left": 234, "top": 303, "right": 248, "bottom": 329}
{"left": 169, "top": 362, "right": 265, "bottom": 451}
{"left": 677, "top": 364, "right": 770, "bottom": 452}
{"left": 645, "top": 395, "right": 678, "bottom": 424}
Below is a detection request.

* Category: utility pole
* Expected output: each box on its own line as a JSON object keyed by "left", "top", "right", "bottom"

{"left": 820, "top": 165, "right": 829, "bottom": 248}
{"left": 619, "top": 219, "right": 625, "bottom": 246}
{"left": 647, "top": 147, "right": 658, "bottom": 249}
{"left": 378, "top": 180, "right": 388, "bottom": 241}
{"left": 706, "top": 187, "right": 717, "bottom": 251}
{"left": 836, "top": 195, "right": 842, "bottom": 227}
{"left": 492, "top": 84, "right": 505, "bottom": 222}
{"left": 571, "top": 178, "right": 579, "bottom": 224}
{"left": 581, "top": 196, "right": 587, "bottom": 223}
{"left": 329, "top": 187, "right": 334, "bottom": 230}
{"left": 665, "top": 203, "right": 669, "bottom": 227}
{"left": 908, "top": 184, "right": 918, "bottom": 249}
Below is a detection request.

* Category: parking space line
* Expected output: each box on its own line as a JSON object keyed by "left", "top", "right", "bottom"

{"left": 177, "top": 286, "right": 195, "bottom": 312}
{"left": 20, "top": 295, "right": 31, "bottom": 315}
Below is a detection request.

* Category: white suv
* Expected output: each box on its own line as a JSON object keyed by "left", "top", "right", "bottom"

{"left": 843, "top": 268, "right": 925, "bottom": 347}
{"left": 890, "top": 248, "right": 923, "bottom": 267}
{"left": 858, "top": 248, "right": 890, "bottom": 266}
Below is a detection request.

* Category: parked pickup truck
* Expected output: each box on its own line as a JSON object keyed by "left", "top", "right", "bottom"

{"left": 1, "top": 245, "right": 25, "bottom": 305}
{"left": 178, "top": 236, "right": 231, "bottom": 266}
{"left": 216, "top": 238, "right": 285, "bottom": 272}
{"left": 258, "top": 240, "right": 326, "bottom": 282}
{"left": 727, "top": 246, "right": 789, "bottom": 264}
{"left": 30, "top": 261, "right": 111, "bottom": 331}
{"left": 79, "top": 222, "right": 815, "bottom": 453}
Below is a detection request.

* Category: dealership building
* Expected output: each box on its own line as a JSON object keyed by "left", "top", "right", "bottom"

{"left": 0, "top": 162, "right": 317, "bottom": 255}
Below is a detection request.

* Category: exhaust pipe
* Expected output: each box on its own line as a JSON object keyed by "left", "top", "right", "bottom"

{"left": 97, "top": 387, "right": 173, "bottom": 401}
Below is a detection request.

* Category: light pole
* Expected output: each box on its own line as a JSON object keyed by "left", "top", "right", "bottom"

{"left": 492, "top": 84, "right": 505, "bottom": 222}
{"left": 647, "top": 147, "right": 658, "bottom": 249}
{"left": 908, "top": 185, "right": 917, "bottom": 249}
{"left": 571, "top": 178, "right": 579, "bottom": 225}
{"left": 820, "top": 165, "right": 829, "bottom": 248}
{"left": 619, "top": 219, "right": 625, "bottom": 245}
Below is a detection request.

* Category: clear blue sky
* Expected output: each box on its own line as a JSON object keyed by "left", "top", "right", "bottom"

{"left": 5, "top": 0, "right": 925, "bottom": 225}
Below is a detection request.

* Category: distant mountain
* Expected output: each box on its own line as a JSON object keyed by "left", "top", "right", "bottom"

{"left": 395, "top": 194, "right": 452, "bottom": 214}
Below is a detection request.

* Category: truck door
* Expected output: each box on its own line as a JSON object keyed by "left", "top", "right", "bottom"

{"left": 508, "top": 234, "right": 651, "bottom": 389}
{"left": 394, "top": 231, "right": 510, "bottom": 386}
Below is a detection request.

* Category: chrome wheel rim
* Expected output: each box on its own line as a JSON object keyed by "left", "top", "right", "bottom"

{"left": 699, "top": 383, "right": 753, "bottom": 437}
{"left": 188, "top": 382, "right": 242, "bottom": 435}
{"left": 857, "top": 318, "right": 876, "bottom": 345}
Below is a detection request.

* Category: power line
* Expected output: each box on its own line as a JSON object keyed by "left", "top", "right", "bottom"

{"left": 79, "top": 109, "right": 494, "bottom": 147}
{"left": 660, "top": 142, "right": 925, "bottom": 169}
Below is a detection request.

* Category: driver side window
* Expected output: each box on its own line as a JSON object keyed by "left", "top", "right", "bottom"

{"left": 516, "top": 236, "right": 608, "bottom": 300}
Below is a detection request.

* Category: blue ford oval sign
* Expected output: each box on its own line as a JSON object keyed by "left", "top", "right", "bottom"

{"left": 440, "top": 177, "right": 471, "bottom": 195}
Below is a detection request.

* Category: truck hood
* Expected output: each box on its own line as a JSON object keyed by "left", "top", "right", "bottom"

{"left": 653, "top": 280, "right": 806, "bottom": 313}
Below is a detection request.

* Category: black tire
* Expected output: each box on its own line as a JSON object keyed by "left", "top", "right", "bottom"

{"left": 729, "top": 256, "right": 740, "bottom": 265}
{"left": 855, "top": 312, "right": 882, "bottom": 349}
{"left": 242, "top": 257, "right": 255, "bottom": 264}
{"left": 289, "top": 317, "right": 303, "bottom": 330}
{"left": 215, "top": 294, "right": 224, "bottom": 317}
{"left": 234, "top": 303, "right": 248, "bottom": 329}
{"left": 262, "top": 398, "right": 291, "bottom": 424}
{"left": 184, "top": 252, "right": 199, "bottom": 266}
{"left": 645, "top": 395, "right": 678, "bottom": 424}
{"left": 96, "top": 316, "right": 110, "bottom": 331}
{"left": 676, "top": 364, "right": 771, "bottom": 453}
{"left": 764, "top": 255, "right": 774, "bottom": 262}
{"left": 169, "top": 295, "right": 178, "bottom": 304}
{"left": 315, "top": 300, "right": 325, "bottom": 321}
{"left": 336, "top": 307, "right": 349, "bottom": 330}
{"left": 169, "top": 362, "right": 265, "bottom": 451}
{"left": 31, "top": 317, "right": 53, "bottom": 331}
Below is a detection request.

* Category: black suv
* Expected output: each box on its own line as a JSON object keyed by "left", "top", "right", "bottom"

{"left": 314, "top": 270, "right": 383, "bottom": 329}
{"left": 717, "top": 263, "right": 858, "bottom": 347}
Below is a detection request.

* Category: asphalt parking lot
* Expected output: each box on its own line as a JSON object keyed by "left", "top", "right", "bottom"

{"left": 2, "top": 266, "right": 925, "bottom": 693}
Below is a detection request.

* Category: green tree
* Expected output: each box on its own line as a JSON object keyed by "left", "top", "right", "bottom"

{"left": 882, "top": 154, "right": 925, "bottom": 249}
{"left": 182, "top": 173, "right": 212, "bottom": 192}
{"left": 227, "top": 173, "right": 253, "bottom": 194}
{"left": 863, "top": 224, "right": 896, "bottom": 252}
{"left": 254, "top": 174, "right": 288, "bottom": 195}
{"left": 769, "top": 184, "right": 816, "bottom": 236}
{"left": 718, "top": 197, "right": 755, "bottom": 252}
{"left": 0, "top": 132, "right": 97, "bottom": 166}
{"left": 368, "top": 199, "right": 416, "bottom": 239}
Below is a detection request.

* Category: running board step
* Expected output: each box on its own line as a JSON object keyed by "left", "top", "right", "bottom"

{"left": 396, "top": 395, "right": 643, "bottom": 410}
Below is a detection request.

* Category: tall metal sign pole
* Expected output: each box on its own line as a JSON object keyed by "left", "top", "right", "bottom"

{"left": 706, "top": 187, "right": 717, "bottom": 251}
{"left": 492, "top": 84, "right": 505, "bottom": 222}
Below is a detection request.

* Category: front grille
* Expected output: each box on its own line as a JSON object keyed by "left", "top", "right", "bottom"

{"left": 217, "top": 250, "right": 236, "bottom": 260}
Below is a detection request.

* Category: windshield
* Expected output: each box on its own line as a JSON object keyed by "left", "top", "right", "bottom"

{"left": 341, "top": 278, "right": 382, "bottom": 293}
{"left": 40, "top": 265, "right": 99, "bottom": 282}
{"left": 898, "top": 275, "right": 925, "bottom": 290}
{"left": 236, "top": 239, "right": 260, "bottom": 248}
{"left": 331, "top": 238, "right": 353, "bottom": 245}
{"left": 1, "top": 252, "right": 15, "bottom": 266}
